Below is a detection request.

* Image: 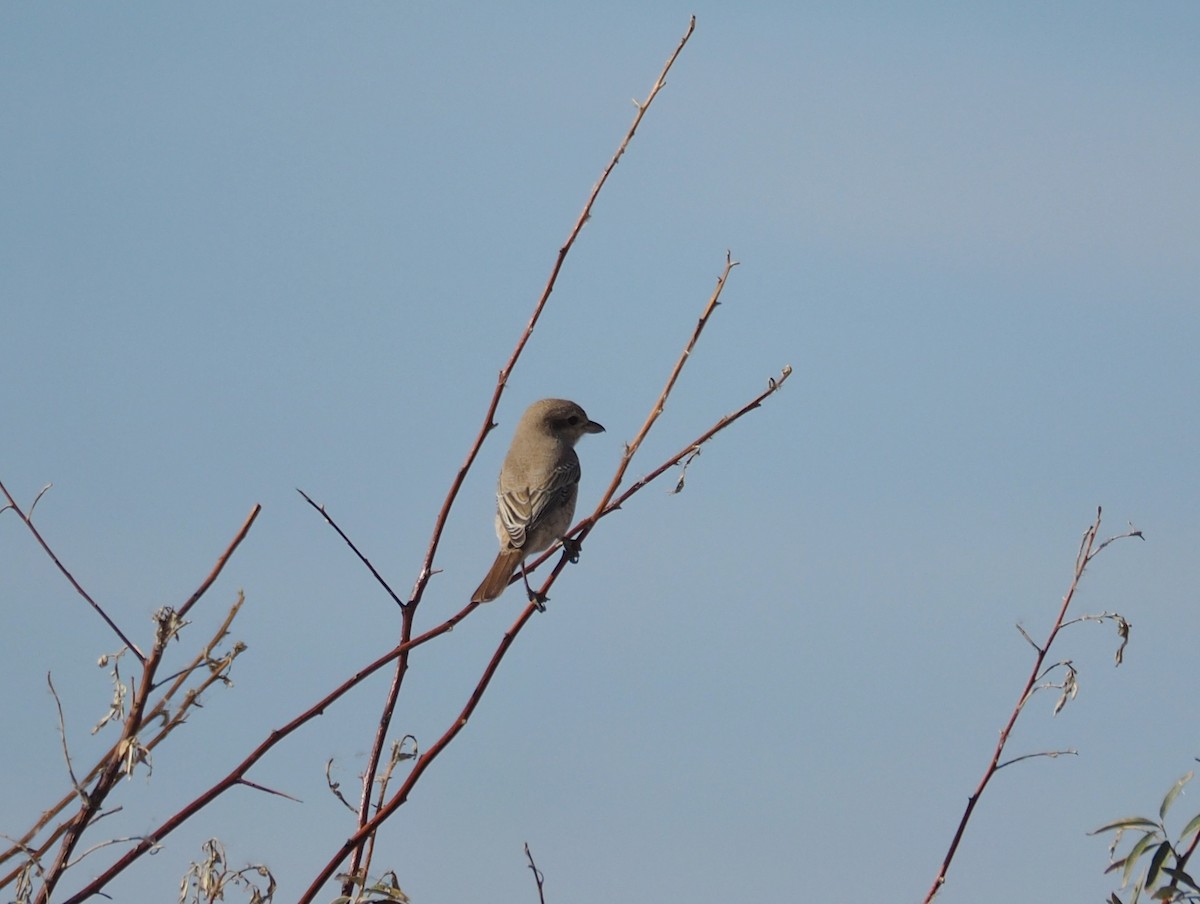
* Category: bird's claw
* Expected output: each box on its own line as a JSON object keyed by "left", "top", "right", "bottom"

{"left": 527, "top": 588, "right": 548, "bottom": 612}
{"left": 561, "top": 537, "right": 582, "bottom": 564}
{"left": 521, "top": 564, "right": 548, "bottom": 612}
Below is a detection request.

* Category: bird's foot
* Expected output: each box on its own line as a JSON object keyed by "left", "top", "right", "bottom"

{"left": 521, "top": 564, "right": 548, "bottom": 612}
{"left": 561, "top": 536, "right": 582, "bottom": 564}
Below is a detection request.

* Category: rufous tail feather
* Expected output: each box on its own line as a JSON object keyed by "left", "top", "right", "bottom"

{"left": 472, "top": 549, "right": 524, "bottom": 603}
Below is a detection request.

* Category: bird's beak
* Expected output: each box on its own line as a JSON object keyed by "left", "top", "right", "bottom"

{"left": 585, "top": 419, "right": 605, "bottom": 434}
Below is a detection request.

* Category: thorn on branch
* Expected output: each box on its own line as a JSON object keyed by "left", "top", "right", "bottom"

{"left": 237, "top": 778, "right": 301, "bottom": 803}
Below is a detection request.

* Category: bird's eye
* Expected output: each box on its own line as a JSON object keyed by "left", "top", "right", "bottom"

{"left": 567, "top": 415, "right": 580, "bottom": 425}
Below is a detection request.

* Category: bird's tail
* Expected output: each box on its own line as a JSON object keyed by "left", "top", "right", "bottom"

{"left": 471, "top": 549, "right": 524, "bottom": 603}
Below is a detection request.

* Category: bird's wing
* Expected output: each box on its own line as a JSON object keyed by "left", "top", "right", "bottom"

{"left": 497, "top": 457, "right": 580, "bottom": 549}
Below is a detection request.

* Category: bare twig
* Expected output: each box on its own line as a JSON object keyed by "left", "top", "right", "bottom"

{"left": 996, "top": 749, "right": 1078, "bottom": 770}
{"left": 64, "top": 835, "right": 154, "bottom": 870}
{"left": 0, "top": 477, "right": 145, "bottom": 661}
{"left": 177, "top": 505, "right": 262, "bottom": 619}
{"left": 298, "top": 489, "right": 405, "bottom": 608}
{"left": 525, "top": 364, "right": 793, "bottom": 596}
{"left": 1, "top": 594, "right": 245, "bottom": 881}
{"left": 300, "top": 602, "right": 542, "bottom": 904}
{"left": 599, "top": 251, "right": 738, "bottom": 510}
{"left": 46, "top": 674, "right": 82, "bottom": 798}
{"left": 1088, "top": 522, "right": 1145, "bottom": 561}
{"left": 326, "top": 759, "right": 357, "bottom": 814}
{"left": 236, "top": 779, "right": 301, "bottom": 803}
{"left": 298, "top": 367, "right": 792, "bottom": 904}
{"left": 3, "top": 507, "right": 261, "bottom": 904}
{"left": 921, "top": 507, "right": 1142, "bottom": 902}
{"left": 525, "top": 842, "right": 547, "bottom": 904}
{"left": 507, "top": 251, "right": 744, "bottom": 603}
{"left": 297, "top": 488, "right": 414, "bottom": 898}
{"left": 337, "top": 15, "right": 699, "bottom": 899}
{"left": 359, "top": 738, "right": 416, "bottom": 891}
{"left": 342, "top": 603, "right": 416, "bottom": 895}
{"left": 406, "top": 13, "right": 697, "bottom": 612}
{"left": 29, "top": 483, "right": 53, "bottom": 518}
{"left": 57, "top": 607, "right": 476, "bottom": 903}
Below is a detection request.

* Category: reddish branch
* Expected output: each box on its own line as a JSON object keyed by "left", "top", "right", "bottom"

{"left": 0, "top": 479, "right": 145, "bottom": 660}
{"left": 0, "top": 594, "right": 247, "bottom": 886}
{"left": 8, "top": 16, "right": 798, "bottom": 903}
{"left": 303, "top": 263, "right": 791, "bottom": 901}
{"left": 0, "top": 503, "right": 261, "bottom": 903}
{"left": 340, "top": 14, "right": 698, "bottom": 896}
{"left": 922, "top": 508, "right": 1144, "bottom": 902}
{"left": 56, "top": 597, "right": 481, "bottom": 904}
{"left": 407, "top": 15, "right": 697, "bottom": 612}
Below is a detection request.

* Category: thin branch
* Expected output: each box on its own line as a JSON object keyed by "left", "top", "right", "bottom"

{"left": 598, "top": 251, "right": 737, "bottom": 512}
{"left": 996, "top": 749, "right": 1078, "bottom": 770}
{"left": 10, "top": 358, "right": 792, "bottom": 899}
{"left": 361, "top": 738, "right": 415, "bottom": 892}
{"left": 1014, "top": 622, "right": 1042, "bottom": 654}
{"left": 63, "top": 835, "right": 153, "bottom": 870}
{"left": 13, "top": 509, "right": 261, "bottom": 904}
{"left": 29, "top": 483, "right": 53, "bottom": 518}
{"left": 525, "top": 843, "right": 547, "bottom": 904}
{"left": 0, "top": 477, "right": 144, "bottom": 661}
{"left": 302, "top": 367, "right": 792, "bottom": 902}
{"left": 406, "top": 13, "right": 697, "bottom": 611}
{"left": 509, "top": 253, "right": 751, "bottom": 602}
{"left": 921, "top": 507, "right": 1143, "bottom": 902}
{"left": 523, "top": 364, "right": 794, "bottom": 594}
{"left": 344, "top": 605, "right": 414, "bottom": 893}
{"left": 326, "top": 760, "right": 357, "bottom": 814}
{"left": 235, "top": 779, "right": 301, "bottom": 803}
{"left": 298, "top": 490, "right": 405, "bottom": 608}
{"left": 1087, "top": 521, "right": 1145, "bottom": 562}
{"left": 299, "top": 603, "right": 540, "bottom": 904}
{"left": 37, "top": 644, "right": 163, "bottom": 902}
{"left": 339, "top": 16, "right": 698, "bottom": 900}
{"left": 177, "top": 504, "right": 261, "bottom": 619}
{"left": 46, "top": 674, "right": 82, "bottom": 798}
{"left": 57, "top": 603, "right": 476, "bottom": 903}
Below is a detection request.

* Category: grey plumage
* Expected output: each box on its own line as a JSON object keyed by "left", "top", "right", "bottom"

{"left": 472, "top": 399, "right": 604, "bottom": 603}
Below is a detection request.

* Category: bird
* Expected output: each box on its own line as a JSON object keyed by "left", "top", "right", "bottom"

{"left": 472, "top": 398, "right": 605, "bottom": 604}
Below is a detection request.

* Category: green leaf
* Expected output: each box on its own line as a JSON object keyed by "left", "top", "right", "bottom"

{"left": 1092, "top": 818, "right": 1163, "bottom": 835}
{"left": 1146, "top": 841, "right": 1172, "bottom": 886}
{"left": 1160, "top": 772, "right": 1193, "bottom": 821}
{"left": 1162, "top": 865, "right": 1200, "bottom": 892}
{"left": 1179, "top": 811, "right": 1200, "bottom": 841}
{"left": 1126, "top": 833, "right": 1162, "bottom": 887}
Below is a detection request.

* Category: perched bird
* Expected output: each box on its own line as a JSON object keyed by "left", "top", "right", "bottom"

{"left": 472, "top": 398, "right": 605, "bottom": 603}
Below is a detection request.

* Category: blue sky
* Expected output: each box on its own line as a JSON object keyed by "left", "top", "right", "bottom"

{"left": 2, "top": 4, "right": 1197, "bottom": 902}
